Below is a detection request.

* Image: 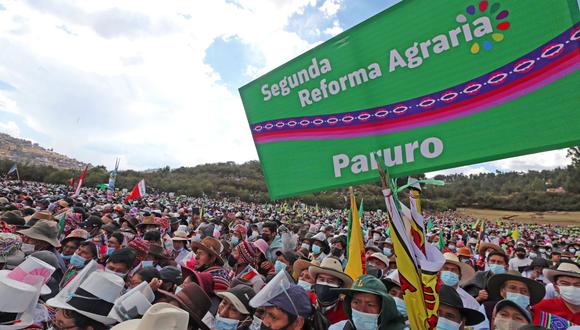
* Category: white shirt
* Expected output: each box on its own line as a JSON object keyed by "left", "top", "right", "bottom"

{"left": 508, "top": 257, "right": 532, "bottom": 272}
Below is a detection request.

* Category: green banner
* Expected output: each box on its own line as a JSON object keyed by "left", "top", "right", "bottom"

{"left": 239, "top": 0, "right": 580, "bottom": 199}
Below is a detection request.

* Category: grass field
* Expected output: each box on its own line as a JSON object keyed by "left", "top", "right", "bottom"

{"left": 457, "top": 208, "right": 580, "bottom": 225}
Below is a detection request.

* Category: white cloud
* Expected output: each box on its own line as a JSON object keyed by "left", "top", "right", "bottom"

{"left": 427, "top": 165, "right": 490, "bottom": 178}
{"left": 0, "top": 0, "right": 322, "bottom": 170}
{"left": 489, "top": 149, "right": 571, "bottom": 172}
{"left": 324, "top": 20, "right": 343, "bottom": 36}
{"left": 320, "top": 0, "right": 342, "bottom": 16}
{"left": 0, "top": 120, "right": 21, "bottom": 137}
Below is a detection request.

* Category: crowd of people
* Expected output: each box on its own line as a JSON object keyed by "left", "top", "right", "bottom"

{"left": 0, "top": 180, "right": 578, "bottom": 330}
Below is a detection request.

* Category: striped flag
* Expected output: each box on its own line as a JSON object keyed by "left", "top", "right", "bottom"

{"left": 124, "top": 179, "right": 146, "bottom": 202}
{"left": 380, "top": 172, "right": 445, "bottom": 329}
{"left": 108, "top": 158, "right": 120, "bottom": 191}
{"left": 475, "top": 221, "right": 486, "bottom": 251}
{"left": 344, "top": 187, "right": 366, "bottom": 280}
{"left": 73, "top": 165, "right": 89, "bottom": 196}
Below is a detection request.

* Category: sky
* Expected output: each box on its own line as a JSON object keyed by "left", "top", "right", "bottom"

{"left": 0, "top": 0, "right": 572, "bottom": 176}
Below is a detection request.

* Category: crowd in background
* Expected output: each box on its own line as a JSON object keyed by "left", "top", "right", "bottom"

{"left": 0, "top": 180, "right": 579, "bottom": 330}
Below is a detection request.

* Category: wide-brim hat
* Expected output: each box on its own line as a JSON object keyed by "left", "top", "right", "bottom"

{"left": 308, "top": 257, "right": 353, "bottom": 288}
{"left": 190, "top": 237, "right": 224, "bottom": 266}
{"left": 0, "top": 255, "right": 55, "bottom": 295}
{"left": 292, "top": 258, "right": 318, "bottom": 278}
{"left": 443, "top": 252, "right": 475, "bottom": 285}
{"left": 110, "top": 303, "right": 190, "bottom": 330}
{"left": 478, "top": 243, "right": 503, "bottom": 255}
{"left": 158, "top": 283, "right": 211, "bottom": 330}
{"left": 0, "top": 309, "right": 34, "bottom": 329}
{"left": 61, "top": 229, "right": 90, "bottom": 246}
{"left": 368, "top": 253, "right": 390, "bottom": 268}
{"left": 333, "top": 274, "right": 390, "bottom": 299}
{"left": 439, "top": 285, "right": 485, "bottom": 326}
{"left": 544, "top": 262, "right": 580, "bottom": 283}
{"left": 46, "top": 271, "right": 125, "bottom": 325}
{"left": 17, "top": 220, "right": 60, "bottom": 248}
{"left": 137, "top": 216, "right": 158, "bottom": 228}
{"left": 171, "top": 231, "right": 190, "bottom": 241}
{"left": 457, "top": 247, "right": 473, "bottom": 258}
{"left": 215, "top": 285, "right": 256, "bottom": 315}
{"left": 487, "top": 272, "right": 546, "bottom": 305}
{"left": 0, "top": 267, "right": 41, "bottom": 329}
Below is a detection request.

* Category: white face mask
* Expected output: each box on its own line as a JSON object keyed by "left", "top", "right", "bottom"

{"left": 20, "top": 243, "right": 35, "bottom": 254}
{"left": 214, "top": 314, "right": 239, "bottom": 330}
{"left": 493, "top": 317, "right": 528, "bottom": 330}
{"left": 436, "top": 317, "right": 461, "bottom": 330}
{"left": 249, "top": 316, "right": 262, "bottom": 330}
{"left": 558, "top": 285, "right": 580, "bottom": 305}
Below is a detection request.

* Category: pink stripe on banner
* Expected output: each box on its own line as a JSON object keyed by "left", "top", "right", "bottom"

{"left": 254, "top": 53, "right": 579, "bottom": 144}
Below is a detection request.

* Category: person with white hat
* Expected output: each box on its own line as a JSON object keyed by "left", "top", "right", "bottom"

{"left": 309, "top": 256, "right": 353, "bottom": 326}
{"left": 47, "top": 270, "right": 126, "bottom": 329}
{"left": 440, "top": 253, "right": 479, "bottom": 310}
{"left": 171, "top": 230, "right": 191, "bottom": 266}
{"left": 310, "top": 233, "right": 329, "bottom": 264}
{"left": 532, "top": 261, "right": 580, "bottom": 325}
{"left": 111, "top": 302, "right": 189, "bottom": 330}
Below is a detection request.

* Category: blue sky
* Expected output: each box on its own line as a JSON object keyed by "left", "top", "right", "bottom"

{"left": 0, "top": 0, "right": 572, "bottom": 175}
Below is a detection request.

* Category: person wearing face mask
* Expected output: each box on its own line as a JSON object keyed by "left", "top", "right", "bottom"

{"left": 440, "top": 253, "right": 481, "bottom": 313}
{"left": 367, "top": 253, "right": 389, "bottom": 278}
{"left": 436, "top": 285, "right": 485, "bottom": 330}
{"left": 214, "top": 285, "right": 256, "bottom": 330}
{"left": 105, "top": 248, "right": 136, "bottom": 280}
{"left": 508, "top": 248, "right": 532, "bottom": 272}
{"left": 329, "top": 274, "right": 406, "bottom": 330}
{"left": 457, "top": 247, "right": 476, "bottom": 270}
{"left": 309, "top": 257, "right": 353, "bottom": 325}
{"left": 17, "top": 219, "right": 67, "bottom": 273}
{"left": 231, "top": 224, "right": 248, "bottom": 247}
{"left": 521, "top": 258, "right": 550, "bottom": 283}
{"left": 252, "top": 283, "right": 313, "bottom": 330}
{"left": 330, "top": 236, "right": 348, "bottom": 268}
{"left": 275, "top": 250, "right": 298, "bottom": 274}
{"left": 381, "top": 270, "right": 408, "bottom": 325}
{"left": 378, "top": 238, "right": 394, "bottom": 258}
{"left": 310, "top": 233, "right": 329, "bottom": 264}
{"left": 292, "top": 258, "right": 318, "bottom": 293}
{"left": 262, "top": 222, "right": 283, "bottom": 263}
{"left": 483, "top": 271, "right": 546, "bottom": 326}
{"left": 532, "top": 262, "right": 580, "bottom": 325}
{"left": 490, "top": 299, "right": 532, "bottom": 330}
{"left": 59, "top": 229, "right": 89, "bottom": 267}
{"left": 59, "top": 241, "right": 98, "bottom": 289}
{"left": 171, "top": 230, "right": 191, "bottom": 266}
{"left": 463, "top": 251, "right": 509, "bottom": 304}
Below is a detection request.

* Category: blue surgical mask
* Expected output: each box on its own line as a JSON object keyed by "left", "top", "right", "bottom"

{"left": 193, "top": 234, "right": 202, "bottom": 242}
{"left": 312, "top": 245, "right": 322, "bottom": 254}
{"left": 297, "top": 279, "right": 312, "bottom": 291}
{"left": 301, "top": 243, "right": 311, "bottom": 251}
{"left": 142, "top": 260, "right": 154, "bottom": 268}
{"left": 506, "top": 292, "right": 530, "bottom": 309}
{"left": 214, "top": 314, "right": 239, "bottom": 330}
{"left": 274, "top": 260, "right": 287, "bottom": 273}
{"left": 383, "top": 247, "right": 393, "bottom": 257}
{"left": 107, "top": 247, "right": 116, "bottom": 256}
{"left": 351, "top": 308, "right": 379, "bottom": 330}
{"left": 175, "top": 286, "right": 183, "bottom": 294}
{"left": 436, "top": 317, "right": 461, "bottom": 330}
{"left": 440, "top": 271, "right": 460, "bottom": 287}
{"left": 231, "top": 236, "right": 239, "bottom": 246}
{"left": 529, "top": 252, "right": 537, "bottom": 259}
{"left": 70, "top": 253, "right": 87, "bottom": 269}
{"left": 489, "top": 263, "right": 506, "bottom": 274}
{"left": 61, "top": 253, "right": 72, "bottom": 260}
{"left": 393, "top": 296, "right": 407, "bottom": 317}
{"left": 249, "top": 316, "right": 262, "bottom": 330}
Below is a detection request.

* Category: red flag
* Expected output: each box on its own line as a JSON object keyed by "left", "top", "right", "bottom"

{"left": 68, "top": 178, "right": 74, "bottom": 188}
{"left": 125, "top": 179, "right": 146, "bottom": 201}
{"left": 73, "top": 165, "right": 89, "bottom": 196}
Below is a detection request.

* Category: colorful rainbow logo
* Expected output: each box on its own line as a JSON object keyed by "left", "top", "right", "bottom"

{"left": 457, "top": 1, "right": 511, "bottom": 54}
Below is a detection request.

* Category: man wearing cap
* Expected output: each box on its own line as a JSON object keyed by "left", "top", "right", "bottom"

{"left": 436, "top": 285, "right": 486, "bottom": 330}
{"left": 329, "top": 274, "right": 405, "bottom": 330}
{"left": 252, "top": 283, "right": 312, "bottom": 330}
{"left": 367, "top": 253, "right": 389, "bottom": 278}
{"left": 490, "top": 299, "right": 533, "bottom": 330}
{"left": 310, "top": 232, "right": 329, "bottom": 264}
{"left": 532, "top": 262, "right": 580, "bottom": 325}
{"left": 171, "top": 230, "right": 191, "bottom": 266}
{"left": 509, "top": 247, "right": 533, "bottom": 272}
{"left": 214, "top": 285, "right": 256, "bottom": 330}
{"left": 309, "top": 256, "right": 353, "bottom": 325}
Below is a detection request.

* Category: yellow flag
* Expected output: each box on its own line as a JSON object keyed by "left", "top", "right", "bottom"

{"left": 512, "top": 226, "right": 519, "bottom": 241}
{"left": 345, "top": 187, "right": 365, "bottom": 280}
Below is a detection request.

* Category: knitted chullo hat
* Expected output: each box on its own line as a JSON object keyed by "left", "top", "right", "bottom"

{"left": 235, "top": 240, "right": 257, "bottom": 266}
